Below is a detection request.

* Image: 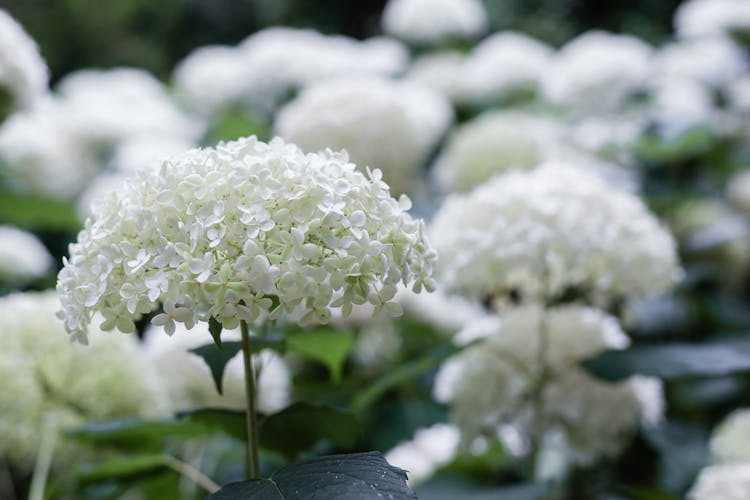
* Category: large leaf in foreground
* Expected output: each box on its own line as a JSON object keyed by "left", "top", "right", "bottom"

{"left": 583, "top": 337, "right": 750, "bottom": 381}
{"left": 208, "top": 452, "right": 416, "bottom": 500}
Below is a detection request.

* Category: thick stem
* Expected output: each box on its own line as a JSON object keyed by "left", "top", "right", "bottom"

{"left": 240, "top": 320, "right": 260, "bottom": 479}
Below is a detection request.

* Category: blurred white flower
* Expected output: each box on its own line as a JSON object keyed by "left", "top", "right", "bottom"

{"left": 674, "top": 0, "right": 750, "bottom": 39}
{"left": 0, "top": 97, "right": 98, "bottom": 199}
{"left": 542, "top": 31, "right": 653, "bottom": 114}
{"left": 432, "top": 110, "right": 564, "bottom": 193}
{"left": 655, "top": 37, "right": 747, "bottom": 88}
{"left": 56, "top": 67, "right": 202, "bottom": 146}
{"left": 385, "top": 423, "right": 460, "bottom": 484}
{"left": 567, "top": 114, "right": 646, "bottom": 167}
{"left": 396, "top": 285, "right": 488, "bottom": 335}
{"left": 381, "top": 0, "right": 488, "bottom": 46}
{"left": 727, "top": 170, "right": 750, "bottom": 214}
{"left": 688, "top": 463, "right": 750, "bottom": 500}
{"left": 430, "top": 163, "right": 680, "bottom": 304}
{"left": 174, "top": 29, "right": 407, "bottom": 115}
{"left": 0, "top": 291, "right": 167, "bottom": 470}
{"left": 57, "top": 135, "right": 436, "bottom": 344}
{"left": 434, "top": 305, "right": 661, "bottom": 471}
{"left": 648, "top": 77, "right": 716, "bottom": 139}
{"left": 406, "top": 51, "right": 467, "bottom": 103}
{"left": 461, "top": 32, "right": 553, "bottom": 105}
{"left": 711, "top": 408, "right": 750, "bottom": 463}
{"left": 0, "top": 9, "right": 48, "bottom": 112}
{"left": 143, "top": 322, "right": 290, "bottom": 414}
{"left": 275, "top": 77, "right": 453, "bottom": 195}
{"left": 726, "top": 75, "right": 750, "bottom": 114}
{"left": 0, "top": 225, "right": 52, "bottom": 284}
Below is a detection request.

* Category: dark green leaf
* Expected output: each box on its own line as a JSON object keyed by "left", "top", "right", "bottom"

{"left": 642, "top": 422, "right": 709, "bottom": 493}
{"left": 286, "top": 327, "right": 353, "bottom": 383}
{"left": 583, "top": 337, "right": 750, "bottom": 381}
{"left": 209, "top": 317, "right": 224, "bottom": 349}
{"left": 259, "top": 402, "right": 358, "bottom": 460}
{"left": 177, "top": 408, "right": 246, "bottom": 441}
{"left": 207, "top": 451, "right": 416, "bottom": 500}
{"left": 189, "top": 341, "right": 242, "bottom": 394}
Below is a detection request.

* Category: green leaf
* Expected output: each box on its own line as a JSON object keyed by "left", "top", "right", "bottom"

{"left": 259, "top": 402, "right": 358, "bottom": 459}
{"left": 76, "top": 454, "right": 168, "bottom": 485}
{"left": 209, "top": 317, "right": 224, "bottom": 349}
{"left": 207, "top": 452, "right": 416, "bottom": 500}
{"left": 68, "top": 409, "right": 245, "bottom": 450}
{"left": 583, "top": 337, "right": 750, "bottom": 381}
{"left": 642, "top": 422, "right": 709, "bottom": 493}
{"left": 351, "top": 342, "right": 469, "bottom": 414}
{"left": 189, "top": 341, "right": 242, "bottom": 394}
{"left": 286, "top": 327, "right": 353, "bottom": 383}
{"left": 0, "top": 190, "right": 81, "bottom": 231}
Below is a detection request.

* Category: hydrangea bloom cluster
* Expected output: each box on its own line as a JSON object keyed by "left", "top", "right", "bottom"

{"left": 674, "top": 0, "right": 750, "bottom": 39}
{"left": 434, "top": 305, "right": 663, "bottom": 471}
{"left": 655, "top": 37, "right": 747, "bottom": 88}
{"left": 405, "top": 51, "right": 467, "bottom": 103}
{"left": 0, "top": 292, "right": 167, "bottom": 470}
{"left": 174, "top": 28, "right": 407, "bottom": 115}
{"left": 143, "top": 322, "right": 290, "bottom": 414}
{"left": 0, "top": 9, "right": 48, "bottom": 113}
{"left": 0, "top": 225, "right": 53, "bottom": 284}
{"left": 381, "top": 0, "right": 488, "bottom": 46}
{"left": 275, "top": 77, "right": 454, "bottom": 195}
{"left": 460, "top": 32, "right": 553, "bottom": 105}
{"left": 385, "top": 424, "right": 461, "bottom": 484}
{"left": 57, "top": 136, "right": 437, "bottom": 344}
{"left": 710, "top": 408, "right": 750, "bottom": 464}
{"left": 432, "top": 111, "right": 564, "bottom": 193}
{"left": 429, "top": 163, "right": 681, "bottom": 304}
{"left": 542, "top": 31, "right": 653, "bottom": 114}
{"left": 688, "top": 463, "right": 750, "bottom": 500}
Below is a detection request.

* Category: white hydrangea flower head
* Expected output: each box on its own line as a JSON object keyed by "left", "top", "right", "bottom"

{"left": 567, "top": 114, "right": 646, "bottom": 167}
{"left": 275, "top": 77, "right": 454, "bottom": 195}
{"left": 174, "top": 29, "right": 408, "bottom": 115}
{"left": 648, "top": 77, "right": 716, "bottom": 140}
{"left": 727, "top": 170, "right": 750, "bottom": 214}
{"left": 434, "top": 305, "right": 662, "bottom": 469}
{"left": 381, "top": 0, "right": 488, "bottom": 46}
{"left": 111, "top": 135, "right": 195, "bottom": 174}
{"left": 655, "top": 37, "right": 747, "bottom": 88}
{"left": 460, "top": 32, "right": 553, "bottom": 105}
{"left": 351, "top": 312, "right": 403, "bottom": 370}
{"left": 143, "top": 322, "right": 290, "bottom": 414}
{"left": 406, "top": 51, "right": 467, "bottom": 103}
{"left": 429, "top": 163, "right": 681, "bottom": 305}
{"left": 433, "top": 110, "right": 565, "bottom": 193}
{"left": 173, "top": 45, "right": 251, "bottom": 115}
{"left": 0, "top": 97, "right": 98, "bottom": 200}
{"left": 688, "top": 463, "right": 750, "bottom": 500}
{"left": 0, "top": 9, "right": 48, "bottom": 112}
{"left": 711, "top": 408, "right": 750, "bottom": 463}
{"left": 0, "top": 291, "right": 168, "bottom": 470}
{"left": 726, "top": 75, "right": 750, "bottom": 115}
{"left": 675, "top": 0, "right": 750, "bottom": 39}
{"left": 57, "top": 135, "right": 437, "bottom": 344}
{"left": 385, "top": 423, "right": 460, "bottom": 484}
{"left": 56, "top": 67, "right": 202, "bottom": 146}
{"left": 542, "top": 31, "right": 653, "bottom": 114}
{"left": 396, "top": 285, "right": 488, "bottom": 336}
{"left": 0, "top": 225, "right": 52, "bottom": 284}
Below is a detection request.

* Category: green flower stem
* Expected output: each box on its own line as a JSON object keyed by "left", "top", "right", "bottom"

{"left": 29, "top": 415, "right": 57, "bottom": 500}
{"left": 240, "top": 319, "right": 261, "bottom": 479}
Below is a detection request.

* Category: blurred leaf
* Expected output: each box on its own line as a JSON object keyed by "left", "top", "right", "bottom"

{"left": 415, "top": 476, "right": 553, "bottom": 500}
{"left": 351, "top": 342, "right": 469, "bottom": 414}
{"left": 189, "top": 341, "right": 242, "bottom": 394}
{"left": 259, "top": 402, "right": 358, "bottom": 460}
{"left": 209, "top": 316, "right": 224, "bottom": 348}
{"left": 207, "top": 452, "right": 415, "bottom": 500}
{"left": 286, "top": 327, "right": 353, "bottom": 383}
{"left": 635, "top": 126, "right": 717, "bottom": 164}
{"left": 583, "top": 337, "right": 750, "bottom": 381}
{"left": 0, "top": 190, "right": 81, "bottom": 231}
{"left": 368, "top": 400, "right": 448, "bottom": 452}
{"left": 69, "top": 409, "right": 244, "bottom": 450}
{"left": 642, "top": 422, "right": 709, "bottom": 493}
{"left": 206, "top": 107, "right": 270, "bottom": 144}
{"left": 76, "top": 454, "right": 167, "bottom": 485}
{"left": 686, "top": 215, "right": 750, "bottom": 252}
{"left": 615, "top": 485, "right": 681, "bottom": 500}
